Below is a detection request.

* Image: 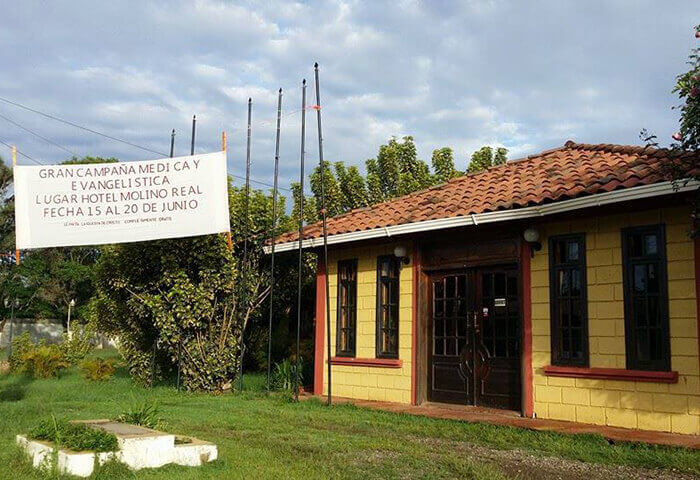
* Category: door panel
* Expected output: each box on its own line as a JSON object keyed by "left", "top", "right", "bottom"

{"left": 475, "top": 269, "right": 521, "bottom": 410}
{"left": 428, "top": 273, "right": 473, "bottom": 404}
{"left": 428, "top": 267, "right": 522, "bottom": 411}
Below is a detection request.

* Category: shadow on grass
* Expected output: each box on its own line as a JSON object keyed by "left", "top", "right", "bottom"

{"left": 0, "top": 375, "right": 32, "bottom": 402}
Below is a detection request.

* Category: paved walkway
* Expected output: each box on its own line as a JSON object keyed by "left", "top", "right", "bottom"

{"left": 306, "top": 394, "right": 700, "bottom": 450}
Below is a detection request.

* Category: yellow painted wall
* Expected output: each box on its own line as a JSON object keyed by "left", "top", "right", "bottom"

{"left": 321, "top": 243, "right": 413, "bottom": 404}
{"left": 531, "top": 205, "right": 700, "bottom": 434}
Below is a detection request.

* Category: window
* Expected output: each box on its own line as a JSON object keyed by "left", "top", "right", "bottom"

{"left": 622, "top": 224, "right": 670, "bottom": 371}
{"left": 549, "top": 234, "right": 588, "bottom": 366}
{"left": 336, "top": 259, "right": 357, "bottom": 357}
{"left": 376, "top": 255, "right": 400, "bottom": 358}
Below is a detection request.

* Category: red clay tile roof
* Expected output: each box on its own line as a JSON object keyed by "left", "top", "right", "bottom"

{"left": 275, "top": 141, "right": 698, "bottom": 245}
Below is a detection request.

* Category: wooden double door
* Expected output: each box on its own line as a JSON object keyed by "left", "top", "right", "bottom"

{"left": 428, "top": 267, "right": 521, "bottom": 411}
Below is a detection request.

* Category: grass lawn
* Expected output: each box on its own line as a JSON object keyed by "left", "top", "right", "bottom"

{"left": 1, "top": 350, "right": 698, "bottom": 480}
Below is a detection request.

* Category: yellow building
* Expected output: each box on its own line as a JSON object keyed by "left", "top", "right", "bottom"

{"left": 271, "top": 141, "right": 699, "bottom": 435}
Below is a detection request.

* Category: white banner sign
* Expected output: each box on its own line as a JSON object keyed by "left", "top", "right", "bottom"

{"left": 14, "top": 151, "right": 230, "bottom": 249}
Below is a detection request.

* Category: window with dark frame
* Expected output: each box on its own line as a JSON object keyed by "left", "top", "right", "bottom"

{"left": 548, "top": 234, "right": 589, "bottom": 366}
{"left": 336, "top": 259, "right": 357, "bottom": 357}
{"left": 376, "top": 255, "right": 400, "bottom": 358}
{"left": 622, "top": 224, "right": 670, "bottom": 371}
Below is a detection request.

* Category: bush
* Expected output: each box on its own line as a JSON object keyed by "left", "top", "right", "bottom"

{"left": 272, "top": 357, "right": 303, "bottom": 393}
{"left": 79, "top": 358, "right": 115, "bottom": 381}
{"left": 60, "top": 322, "right": 95, "bottom": 365}
{"left": 8, "top": 332, "right": 34, "bottom": 372}
{"left": 30, "top": 417, "right": 118, "bottom": 452}
{"left": 20, "top": 345, "right": 70, "bottom": 378}
{"left": 90, "top": 236, "right": 270, "bottom": 391}
{"left": 116, "top": 399, "right": 163, "bottom": 429}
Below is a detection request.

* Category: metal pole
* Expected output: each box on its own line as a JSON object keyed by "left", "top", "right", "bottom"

{"left": 223, "top": 131, "right": 233, "bottom": 250}
{"left": 294, "top": 79, "right": 307, "bottom": 402}
{"left": 190, "top": 115, "right": 196, "bottom": 155}
{"left": 177, "top": 340, "right": 182, "bottom": 391}
{"left": 12, "top": 146, "right": 19, "bottom": 266}
{"left": 238, "top": 98, "right": 252, "bottom": 394}
{"left": 7, "top": 301, "right": 15, "bottom": 359}
{"left": 243, "top": 98, "right": 252, "bottom": 262}
{"left": 267, "top": 88, "right": 282, "bottom": 392}
{"left": 66, "top": 302, "right": 72, "bottom": 339}
{"left": 170, "top": 129, "right": 175, "bottom": 158}
{"left": 314, "top": 62, "right": 333, "bottom": 406}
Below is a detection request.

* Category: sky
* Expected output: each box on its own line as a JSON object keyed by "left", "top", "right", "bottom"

{"left": 0, "top": 0, "right": 698, "bottom": 195}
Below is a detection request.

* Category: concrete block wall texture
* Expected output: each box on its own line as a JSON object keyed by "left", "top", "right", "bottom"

{"left": 321, "top": 243, "right": 413, "bottom": 404}
{"left": 531, "top": 205, "right": 700, "bottom": 434}
{"left": 0, "top": 319, "right": 64, "bottom": 347}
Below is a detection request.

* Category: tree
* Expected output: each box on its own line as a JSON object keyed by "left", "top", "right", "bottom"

{"left": 364, "top": 136, "right": 433, "bottom": 203}
{"left": 91, "top": 177, "right": 280, "bottom": 389}
{"left": 432, "top": 147, "right": 458, "bottom": 183}
{"left": 310, "top": 161, "right": 343, "bottom": 218}
{"left": 641, "top": 25, "right": 700, "bottom": 233}
{"left": 0, "top": 156, "right": 14, "bottom": 253}
{"left": 365, "top": 158, "right": 385, "bottom": 205}
{"left": 467, "top": 146, "right": 508, "bottom": 173}
{"left": 494, "top": 147, "right": 508, "bottom": 166}
{"left": 334, "top": 162, "right": 367, "bottom": 212}
{"left": 672, "top": 25, "right": 700, "bottom": 152}
{"left": 290, "top": 182, "right": 318, "bottom": 227}
{"left": 0, "top": 156, "right": 112, "bottom": 326}
{"left": 20, "top": 247, "right": 97, "bottom": 325}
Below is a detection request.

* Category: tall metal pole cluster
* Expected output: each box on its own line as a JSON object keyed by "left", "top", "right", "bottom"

{"left": 227, "top": 65, "right": 330, "bottom": 404}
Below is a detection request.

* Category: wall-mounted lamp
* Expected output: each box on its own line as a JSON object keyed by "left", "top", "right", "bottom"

{"left": 393, "top": 245, "right": 410, "bottom": 265}
{"left": 523, "top": 227, "right": 542, "bottom": 257}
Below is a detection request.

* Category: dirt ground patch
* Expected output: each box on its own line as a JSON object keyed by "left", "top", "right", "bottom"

{"left": 418, "top": 437, "right": 699, "bottom": 480}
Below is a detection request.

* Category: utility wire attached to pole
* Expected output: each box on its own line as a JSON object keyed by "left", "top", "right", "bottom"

{"left": 0, "top": 95, "right": 167, "bottom": 157}
{"left": 0, "top": 111, "right": 77, "bottom": 157}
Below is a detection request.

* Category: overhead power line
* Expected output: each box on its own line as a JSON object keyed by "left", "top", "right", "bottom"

{"left": 0, "top": 95, "right": 167, "bottom": 157}
{"left": 0, "top": 95, "right": 292, "bottom": 191}
{"left": 0, "top": 138, "right": 44, "bottom": 165}
{"left": 0, "top": 110, "right": 77, "bottom": 157}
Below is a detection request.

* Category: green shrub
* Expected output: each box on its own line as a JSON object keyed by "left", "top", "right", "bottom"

{"left": 116, "top": 399, "right": 163, "bottom": 429}
{"left": 20, "top": 345, "right": 70, "bottom": 378}
{"left": 60, "top": 323, "right": 95, "bottom": 365}
{"left": 30, "top": 417, "right": 118, "bottom": 452}
{"left": 8, "top": 332, "right": 34, "bottom": 372}
{"left": 272, "top": 357, "right": 303, "bottom": 393}
{"left": 79, "top": 358, "right": 115, "bottom": 381}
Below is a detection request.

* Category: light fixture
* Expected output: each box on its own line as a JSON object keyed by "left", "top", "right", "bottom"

{"left": 70, "top": 299, "right": 76, "bottom": 307}
{"left": 523, "top": 227, "right": 542, "bottom": 256}
{"left": 393, "top": 245, "right": 410, "bottom": 265}
{"left": 523, "top": 227, "right": 540, "bottom": 243}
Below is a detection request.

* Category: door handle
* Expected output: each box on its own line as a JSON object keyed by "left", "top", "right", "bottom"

{"left": 473, "top": 311, "right": 480, "bottom": 335}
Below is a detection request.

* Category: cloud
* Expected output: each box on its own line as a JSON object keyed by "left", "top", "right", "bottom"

{"left": 0, "top": 0, "right": 697, "bottom": 195}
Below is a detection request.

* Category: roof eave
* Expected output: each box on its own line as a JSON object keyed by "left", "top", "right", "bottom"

{"left": 264, "top": 179, "right": 698, "bottom": 254}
